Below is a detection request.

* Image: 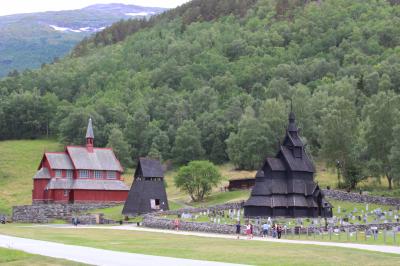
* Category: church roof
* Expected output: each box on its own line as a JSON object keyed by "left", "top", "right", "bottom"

{"left": 45, "top": 179, "right": 129, "bottom": 190}
{"left": 244, "top": 195, "right": 319, "bottom": 208}
{"left": 136, "top": 158, "right": 164, "bottom": 178}
{"left": 265, "top": 157, "right": 286, "bottom": 171}
{"left": 66, "top": 146, "right": 123, "bottom": 171}
{"left": 33, "top": 167, "right": 51, "bottom": 179}
{"left": 44, "top": 153, "right": 74, "bottom": 170}
{"left": 280, "top": 146, "right": 315, "bottom": 172}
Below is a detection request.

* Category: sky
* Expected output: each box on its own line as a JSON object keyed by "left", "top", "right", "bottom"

{"left": 0, "top": 0, "right": 191, "bottom": 16}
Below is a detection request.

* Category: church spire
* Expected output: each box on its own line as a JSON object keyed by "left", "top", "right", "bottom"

{"left": 287, "top": 101, "right": 298, "bottom": 132}
{"left": 86, "top": 117, "right": 94, "bottom": 152}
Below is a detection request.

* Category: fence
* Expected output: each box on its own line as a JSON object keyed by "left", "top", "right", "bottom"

{"left": 266, "top": 227, "right": 400, "bottom": 246}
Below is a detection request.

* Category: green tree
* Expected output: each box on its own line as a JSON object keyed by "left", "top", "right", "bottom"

{"left": 172, "top": 120, "right": 205, "bottom": 165}
{"left": 226, "top": 107, "right": 271, "bottom": 170}
{"left": 319, "top": 97, "right": 359, "bottom": 187}
{"left": 389, "top": 124, "right": 400, "bottom": 188}
{"left": 174, "top": 160, "right": 223, "bottom": 202}
{"left": 363, "top": 91, "right": 400, "bottom": 189}
{"left": 107, "top": 127, "right": 132, "bottom": 168}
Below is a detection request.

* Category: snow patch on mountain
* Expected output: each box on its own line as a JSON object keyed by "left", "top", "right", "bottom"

{"left": 49, "top": 25, "right": 104, "bottom": 33}
{"left": 125, "top": 11, "right": 156, "bottom": 16}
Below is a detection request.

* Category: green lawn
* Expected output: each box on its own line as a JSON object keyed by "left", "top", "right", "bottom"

{"left": 0, "top": 247, "right": 85, "bottom": 265}
{"left": 0, "top": 225, "right": 399, "bottom": 266}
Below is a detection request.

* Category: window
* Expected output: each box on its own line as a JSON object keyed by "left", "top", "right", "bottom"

{"left": 107, "top": 171, "right": 116, "bottom": 179}
{"left": 55, "top": 170, "right": 62, "bottom": 178}
{"left": 94, "top": 171, "right": 102, "bottom": 179}
{"left": 79, "top": 170, "right": 89, "bottom": 178}
{"left": 66, "top": 170, "right": 73, "bottom": 179}
{"left": 150, "top": 199, "right": 160, "bottom": 210}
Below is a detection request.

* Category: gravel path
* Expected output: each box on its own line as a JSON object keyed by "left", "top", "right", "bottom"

{"left": 37, "top": 224, "right": 400, "bottom": 255}
{"left": 0, "top": 234, "right": 245, "bottom": 266}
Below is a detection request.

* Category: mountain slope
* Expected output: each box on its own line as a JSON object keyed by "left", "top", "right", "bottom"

{"left": 0, "top": 0, "right": 400, "bottom": 177}
{"left": 0, "top": 4, "right": 167, "bottom": 77}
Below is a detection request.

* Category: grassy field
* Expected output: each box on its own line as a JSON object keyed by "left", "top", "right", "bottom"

{"left": 0, "top": 246, "right": 85, "bottom": 265}
{"left": 0, "top": 225, "right": 399, "bottom": 266}
{"left": 0, "top": 139, "right": 62, "bottom": 214}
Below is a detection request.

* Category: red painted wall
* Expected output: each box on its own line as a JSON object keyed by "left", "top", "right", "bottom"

{"left": 32, "top": 179, "right": 49, "bottom": 202}
{"left": 53, "top": 189, "right": 69, "bottom": 203}
{"left": 73, "top": 190, "right": 128, "bottom": 203}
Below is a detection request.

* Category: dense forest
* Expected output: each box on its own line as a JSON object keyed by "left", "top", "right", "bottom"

{"left": 0, "top": 0, "right": 400, "bottom": 189}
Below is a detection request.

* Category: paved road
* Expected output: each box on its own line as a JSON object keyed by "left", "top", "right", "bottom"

{"left": 0, "top": 234, "right": 245, "bottom": 266}
{"left": 39, "top": 224, "right": 400, "bottom": 255}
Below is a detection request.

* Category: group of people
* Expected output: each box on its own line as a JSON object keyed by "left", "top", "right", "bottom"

{"left": 262, "top": 223, "right": 283, "bottom": 239}
{"left": 236, "top": 220, "right": 283, "bottom": 239}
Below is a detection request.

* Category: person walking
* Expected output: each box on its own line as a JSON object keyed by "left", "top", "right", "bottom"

{"left": 272, "top": 224, "right": 277, "bottom": 238}
{"left": 262, "top": 222, "right": 270, "bottom": 238}
{"left": 236, "top": 220, "right": 241, "bottom": 239}
{"left": 174, "top": 218, "right": 180, "bottom": 231}
{"left": 250, "top": 222, "right": 253, "bottom": 239}
{"left": 277, "top": 224, "right": 282, "bottom": 239}
{"left": 245, "top": 222, "right": 251, "bottom": 239}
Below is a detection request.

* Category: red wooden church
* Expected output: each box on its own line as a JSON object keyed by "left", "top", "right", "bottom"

{"left": 32, "top": 118, "right": 129, "bottom": 204}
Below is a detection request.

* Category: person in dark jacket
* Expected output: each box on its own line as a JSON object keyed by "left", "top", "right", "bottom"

{"left": 236, "top": 220, "right": 241, "bottom": 239}
{"left": 277, "top": 224, "right": 282, "bottom": 239}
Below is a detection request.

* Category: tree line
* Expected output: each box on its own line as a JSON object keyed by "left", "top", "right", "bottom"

{"left": 0, "top": 0, "right": 400, "bottom": 190}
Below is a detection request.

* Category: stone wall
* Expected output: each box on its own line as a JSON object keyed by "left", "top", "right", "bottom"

{"left": 12, "top": 203, "right": 120, "bottom": 223}
{"left": 322, "top": 189, "right": 400, "bottom": 207}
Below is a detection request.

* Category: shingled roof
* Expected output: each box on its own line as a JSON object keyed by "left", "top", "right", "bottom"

{"left": 46, "top": 179, "right": 129, "bottom": 190}
{"left": 135, "top": 158, "right": 164, "bottom": 178}
{"left": 44, "top": 153, "right": 74, "bottom": 170}
{"left": 66, "top": 147, "right": 123, "bottom": 171}
{"left": 33, "top": 167, "right": 51, "bottom": 179}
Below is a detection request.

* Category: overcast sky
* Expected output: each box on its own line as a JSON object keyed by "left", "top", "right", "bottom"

{"left": 0, "top": 0, "right": 191, "bottom": 16}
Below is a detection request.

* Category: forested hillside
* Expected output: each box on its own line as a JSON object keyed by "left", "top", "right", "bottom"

{"left": 0, "top": 4, "right": 166, "bottom": 77}
{"left": 1, "top": 0, "right": 400, "bottom": 189}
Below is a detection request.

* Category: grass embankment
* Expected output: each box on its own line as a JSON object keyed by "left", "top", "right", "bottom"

{"left": 0, "top": 140, "right": 62, "bottom": 215}
{"left": 0, "top": 246, "right": 85, "bottom": 265}
{"left": 0, "top": 225, "right": 399, "bottom": 266}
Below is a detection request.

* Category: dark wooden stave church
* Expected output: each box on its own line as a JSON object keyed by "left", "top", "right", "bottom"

{"left": 122, "top": 158, "right": 169, "bottom": 216}
{"left": 244, "top": 112, "right": 332, "bottom": 218}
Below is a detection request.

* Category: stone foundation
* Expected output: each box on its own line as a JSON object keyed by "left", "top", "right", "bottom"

{"left": 12, "top": 203, "right": 120, "bottom": 223}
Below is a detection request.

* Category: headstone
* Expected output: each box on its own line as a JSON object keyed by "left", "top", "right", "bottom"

{"left": 337, "top": 206, "right": 341, "bottom": 214}
{"left": 366, "top": 204, "right": 369, "bottom": 211}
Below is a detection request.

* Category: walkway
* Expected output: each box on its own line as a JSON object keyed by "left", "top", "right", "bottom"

{"left": 38, "top": 224, "right": 400, "bottom": 255}
{"left": 0, "top": 234, "right": 244, "bottom": 266}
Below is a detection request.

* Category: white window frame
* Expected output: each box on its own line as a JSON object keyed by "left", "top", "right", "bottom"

{"left": 55, "top": 170, "right": 62, "bottom": 178}
{"left": 107, "top": 171, "right": 116, "bottom": 179}
{"left": 66, "top": 170, "right": 73, "bottom": 179}
{"left": 94, "top": 170, "right": 102, "bottom": 179}
{"left": 79, "top": 170, "right": 89, "bottom": 179}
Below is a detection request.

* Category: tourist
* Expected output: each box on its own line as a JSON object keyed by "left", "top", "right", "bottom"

{"left": 246, "top": 222, "right": 251, "bottom": 239}
{"left": 277, "top": 224, "right": 282, "bottom": 239}
{"left": 174, "top": 218, "right": 180, "bottom": 231}
{"left": 72, "top": 216, "right": 78, "bottom": 227}
{"left": 262, "top": 222, "right": 270, "bottom": 238}
{"left": 236, "top": 220, "right": 241, "bottom": 239}
{"left": 272, "top": 224, "right": 277, "bottom": 238}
